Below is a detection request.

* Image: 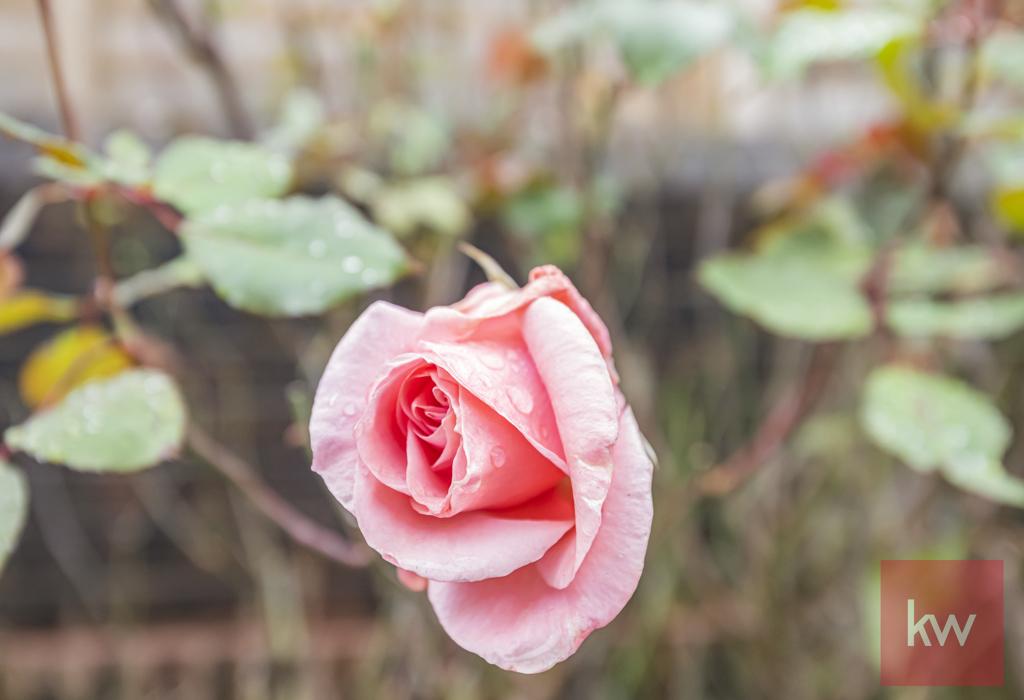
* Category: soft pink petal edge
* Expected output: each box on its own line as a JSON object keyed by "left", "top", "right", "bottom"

{"left": 522, "top": 296, "right": 618, "bottom": 589}
{"left": 310, "top": 300, "right": 424, "bottom": 510}
{"left": 426, "top": 406, "right": 654, "bottom": 674}
{"left": 421, "top": 265, "right": 612, "bottom": 359}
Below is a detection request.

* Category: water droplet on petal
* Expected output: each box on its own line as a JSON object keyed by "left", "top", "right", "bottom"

{"left": 479, "top": 351, "right": 505, "bottom": 370}
{"left": 490, "top": 446, "right": 506, "bottom": 468}
{"left": 343, "top": 402, "right": 359, "bottom": 417}
{"left": 507, "top": 386, "right": 534, "bottom": 414}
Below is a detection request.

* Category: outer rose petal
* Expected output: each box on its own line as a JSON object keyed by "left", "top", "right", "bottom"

{"left": 427, "top": 407, "right": 653, "bottom": 673}
{"left": 353, "top": 465, "right": 574, "bottom": 582}
{"left": 523, "top": 297, "right": 618, "bottom": 589}
{"left": 310, "top": 301, "right": 423, "bottom": 509}
{"left": 422, "top": 266, "right": 612, "bottom": 358}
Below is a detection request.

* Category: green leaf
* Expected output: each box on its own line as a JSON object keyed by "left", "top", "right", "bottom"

{"left": 862, "top": 366, "right": 1010, "bottom": 473}
{"left": 181, "top": 196, "right": 409, "bottom": 316}
{"left": 887, "top": 244, "right": 1011, "bottom": 295}
{"left": 888, "top": 294, "right": 1024, "bottom": 340}
{"left": 982, "top": 31, "right": 1024, "bottom": 89}
{"left": 862, "top": 366, "right": 1024, "bottom": 507}
{"left": 100, "top": 130, "right": 152, "bottom": 186}
{"left": 369, "top": 103, "right": 450, "bottom": 177}
{"left": 698, "top": 239, "right": 872, "bottom": 341}
{"left": 264, "top": 88, "right": 326, "bottom": 153}
{"left": 372, "top": 177, "right": 470, "bottom": 237}
{"left": 769, "top": 8, "right": 920, "bottom": 79}
{"left": 0, "top": 460, "right": 28, "bottom": 573}
{"left": 603, "top": 2, "right": 734, "bottom": 85}
{"left": 943, "top": 455, "right": 1024, "bottom": 507}
{"left": 4, "top": 369, "right": 186, "bottom": 473}
{"left": 153, "top": 137, "right": 293, "bottom": 216}
{"left": 0, "top": 112, "right": 90, "bottom": 163}
{"left": 533, "top": 0, "right": 734, "bottom": 85}
{"left": 985, "top": 146, "right": 1024, "bottom": 232}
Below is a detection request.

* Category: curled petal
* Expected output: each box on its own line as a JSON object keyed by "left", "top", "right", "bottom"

{"left": 422, "top": 266, "right": 612, "bottom": 358}
{"left": 523, "top": 297, "right": 618, "bottom": 589}
{"left": 427, "top": 408, "right": 654, "bottom": 673}
{"left": 353, "top": 465, "right": 574, "bottom": 582}
{"left": 310, "top": 301, "right": 423, "bottom": 510}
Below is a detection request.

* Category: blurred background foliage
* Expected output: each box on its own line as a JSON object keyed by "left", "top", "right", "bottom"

{"left": 2, "top": 0, "right": 1024, "bottom": 697}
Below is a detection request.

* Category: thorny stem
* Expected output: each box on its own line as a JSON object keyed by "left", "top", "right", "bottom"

{"left": 187, "top": 425, "right": 371, "bottom": 568}
{"left": 36, "top": 0, "right": 80, "bottom": 142}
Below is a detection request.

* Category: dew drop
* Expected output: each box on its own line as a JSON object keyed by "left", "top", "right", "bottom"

{"left": 343, "top": 402, "right": 359, "bottom": 417}
{"left": 479, "top": 351, "right": 505, "bottom": 370}
{"left": 308, "top": 239, "right": 328, "bottom": 258}
{"left": 507, "top": 386, "right": 534, "bottom": 414}
{"left": 490, "top": 446, "right": 506, "bottom": 468}
{"left": 342, "top": 256, "right": 364, "bottom": 274}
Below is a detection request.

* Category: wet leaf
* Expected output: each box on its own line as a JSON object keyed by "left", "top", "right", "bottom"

{"left": 100, "top": 130, "right": 152, "bottom": 186}
{"left": 699, "top": 238, "right": 872, "bottom": 341}
{"left": 533, "top": 0, "right": 734, "bottom": 85}
{"left": 4, "top": 369, "right": 186, "bottom": 473}
{"left": 862, "top": 366, "right": 1024, "bottom": 507}
{"left": 769, "top": 8, "right": 920, "bottom": 79}
{"left": 263, "top": 88, "right": 326, "bottom": 153}
{"left": 372, "top": 177, "right": 470, "bottom": 237}
{"left": 153, "top": 137, "right": 293, "bottom": 216}
{"left": 888, "top": 294, "right": 1024, "bottom": 340}
{"left": 982, "top": 31, "right": 1024, "bottom": 89}
{"left": 887, "top": 244, "right": 1011, "bottom": 295}
{"left": 862, "top": 366, "right": 1010, "bottom": 473}
{"left": 19, "top": 325, "right": 134, "bottom": 408}
{"left": 181, "top": 196, "right": 408, "bottom": 316}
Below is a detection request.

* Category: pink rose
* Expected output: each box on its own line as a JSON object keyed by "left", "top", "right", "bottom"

{"left": 310, "top": 266, "right": 653, "bottom": 673}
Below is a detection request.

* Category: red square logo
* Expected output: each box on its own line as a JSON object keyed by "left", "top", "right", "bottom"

{"left": 880, "top": 560, "right": 1003, "bottom": 686}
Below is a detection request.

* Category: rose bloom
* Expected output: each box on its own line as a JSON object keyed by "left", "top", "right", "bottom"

{"left": 310, "top": 266, "right": 654, "bottom": 673}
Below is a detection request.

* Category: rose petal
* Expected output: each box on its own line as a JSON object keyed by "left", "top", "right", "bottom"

{"left": 397, "top": 567, "right": 429, "bottom": 592}
{"left": 522, "top": 297, "right": 618, "bottom": 589}
{"left": 450, "top": 388, "right": 566, "bottom": 512}
{"left": 353, "top": 466, "right": 574, "bottom": 582}
{"left": 418, "top": 338, "right": 568, "bottom": 471}
{"left": 353, "top": 355, "right": 426, "bottom": 496}
{"left": 422, "top": 266, "right": 612, "bottom": 358}
{"left": 310, "top": 301, "right": 423, "bottom": 510}
{"left": 427, "top": 407, "right": 653, "bottom": 673}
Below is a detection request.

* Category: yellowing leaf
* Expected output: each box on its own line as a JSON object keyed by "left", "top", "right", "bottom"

{"left": 0, "top": 291, "right": 77, "bottom": 335}
{"left": 877, "top": 37, "right": 958, "bottom": 132}
{"left": 19, "top": 325, "right": 133, "bottom": 408}
{"left": 993, "top": 187, "right": 1024, "bottom": 231}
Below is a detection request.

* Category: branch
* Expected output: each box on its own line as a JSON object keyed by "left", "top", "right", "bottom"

{"left": 148, "top": 0, "right": 254, "bottom": 139}
{"left": 186, "top": 424, "right": 371, "bottom": 568}
{"left": 36, "top": 0, "right": 80, "bottom": 141}
{"left": 698, "top": 343, "right": 840, "bottom": 496}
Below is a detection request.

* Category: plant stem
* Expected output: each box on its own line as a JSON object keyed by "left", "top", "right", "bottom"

{"left": 36, "top": 0, "right": 80, "bottom": 142}
{"left": 698, "top": 343, "right": 840, "bottom": 496}
{"left": 186, "top": 424, "right": 371, "bottom": 568}
{"left": 148, "top": 0, "right": 254, "bottom": 139}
